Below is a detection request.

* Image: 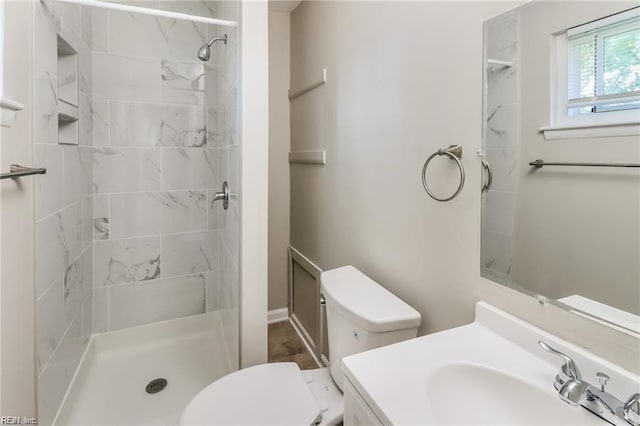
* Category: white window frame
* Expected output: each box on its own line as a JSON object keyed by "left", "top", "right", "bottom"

{"left": 544, "top": 8, "right": 640, "bottom": 140}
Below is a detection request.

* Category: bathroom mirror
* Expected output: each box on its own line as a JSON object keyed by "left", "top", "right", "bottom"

{"left": 481, "top": 1, "right": 640, "bottom": 335}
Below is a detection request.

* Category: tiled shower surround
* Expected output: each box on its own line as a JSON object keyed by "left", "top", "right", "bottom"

{"left": 482, "top": 10, "right": 519, "bottom": 283}
{"left": 34, "top": 1, "right": 239, "bottom": 424}
{"left": 34, "top": 2, "right": 94, "bottom": 424}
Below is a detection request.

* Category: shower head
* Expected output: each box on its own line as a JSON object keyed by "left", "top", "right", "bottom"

{"left": 197, "top": 34, "right": 228, "bottom": 62}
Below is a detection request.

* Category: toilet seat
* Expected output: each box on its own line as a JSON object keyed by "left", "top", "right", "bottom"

{"left": 181, "top": 363, "right": 322, "bottom": 426}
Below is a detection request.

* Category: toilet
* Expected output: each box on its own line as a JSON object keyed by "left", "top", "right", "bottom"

{"left": 181, "top": 265, "right": 421, "bottom": 425}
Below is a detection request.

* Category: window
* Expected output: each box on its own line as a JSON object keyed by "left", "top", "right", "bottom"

{"left": 550, "top": 7, "right": 640, "bottom": 133}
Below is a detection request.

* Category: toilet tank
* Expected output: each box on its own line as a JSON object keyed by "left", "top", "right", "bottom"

{"left": 321, "top": 266, "right": 421, "bottom": 391}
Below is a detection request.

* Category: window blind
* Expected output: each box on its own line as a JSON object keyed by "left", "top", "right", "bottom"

{"left": 566, "top": 8, "right": 640, "bottom": 115}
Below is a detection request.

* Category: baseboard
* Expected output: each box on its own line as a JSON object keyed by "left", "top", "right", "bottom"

{"left": 268, "top": 307, "right": 289, "bottom": 324}
{"left": 321, "top": 354, "right": 330, "bottom": 367}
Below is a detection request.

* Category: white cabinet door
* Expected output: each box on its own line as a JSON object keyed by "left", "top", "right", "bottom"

{"left": 343, "top": 378, "right": 384, "bottom": 426}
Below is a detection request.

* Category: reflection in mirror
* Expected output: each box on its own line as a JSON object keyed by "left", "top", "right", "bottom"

{"left": 481, "top": 1, "right": 640, "bottom": 334}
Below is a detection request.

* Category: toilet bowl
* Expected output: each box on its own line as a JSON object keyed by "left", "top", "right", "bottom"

{"left": 181, "top": 265, "right": 421, "bottom": 426}
{"left": 181, "top": 363, "right": 343, "bottom": 426}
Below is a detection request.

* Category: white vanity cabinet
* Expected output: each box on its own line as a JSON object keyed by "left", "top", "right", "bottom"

{"left": 343, "top": 378, "right": 384, "bottom": 426}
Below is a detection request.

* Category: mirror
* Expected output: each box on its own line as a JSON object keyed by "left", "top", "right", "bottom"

{"left": 481, "top": 1, "right": 640, "bottom": 334}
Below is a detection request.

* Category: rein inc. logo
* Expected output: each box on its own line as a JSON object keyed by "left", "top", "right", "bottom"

{"left": 1, "top": 417, "right": 37, "bottom": 424}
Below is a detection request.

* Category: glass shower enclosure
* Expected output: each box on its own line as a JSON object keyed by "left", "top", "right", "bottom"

{"left": 32, "top": 0, "right": 240, "bottom": 423}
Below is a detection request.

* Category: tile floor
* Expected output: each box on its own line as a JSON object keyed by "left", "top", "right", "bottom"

{"left": 268, "top": 321, "right": 318, "bottom": 370}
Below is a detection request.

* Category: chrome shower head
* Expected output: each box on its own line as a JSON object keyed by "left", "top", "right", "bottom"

{"left": 197, "top": 34, "right": 228, "bottom": 62}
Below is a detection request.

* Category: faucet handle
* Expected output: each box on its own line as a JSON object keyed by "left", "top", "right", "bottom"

{"left": 211, "top": 181, "right": 229, "bottom": 210}
{"left": 623, "top": 393, "right": 640, "bottom": 426}
{"left": 538, "top": 341, "right": 582, "bottom": 385}
{"left": 596, "top": 372, "right": 609, "bottom": 392}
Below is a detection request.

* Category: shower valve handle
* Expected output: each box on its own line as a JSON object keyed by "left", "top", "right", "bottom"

{"left": 212, "top": 181, "right": 229, "bottom": 210}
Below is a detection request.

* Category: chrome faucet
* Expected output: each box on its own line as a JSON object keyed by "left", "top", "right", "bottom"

{"left": 539, "top": 341, "right": 640, "bottom": 426}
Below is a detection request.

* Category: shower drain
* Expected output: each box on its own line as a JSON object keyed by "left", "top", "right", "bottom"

{"left": 146, "top": 378, "right": 168, "bottom": 394}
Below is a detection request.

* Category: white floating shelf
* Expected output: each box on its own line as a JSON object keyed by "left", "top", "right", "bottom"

{"left": 289, "top": 150, "right": 326, "bottom": 165}
{"left": 289, "top": 69, "right": 327, "bottom": 100}
{"left": 58, "top": 100, "right": 79, "bottom": 122}
{"left": 58, "top": 100, "right": 79, "bottom": 145}
{"left": 0, "top": 97, "right": 25, "bottom": 128}
{"left": 57, "top": 34, "right": 79, "bottom": 145}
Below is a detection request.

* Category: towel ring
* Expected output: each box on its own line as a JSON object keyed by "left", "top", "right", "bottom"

{"left": 421, "top": 145, "right": 465, "bottom": 202}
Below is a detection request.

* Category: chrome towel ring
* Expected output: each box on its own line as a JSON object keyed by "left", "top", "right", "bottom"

{"left": 421, "top": 145, "right": 465, "bottom": 202}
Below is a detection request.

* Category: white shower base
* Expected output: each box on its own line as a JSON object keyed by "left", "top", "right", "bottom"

{"left": 55, "top": 312, "right": 232, "bottom": 426}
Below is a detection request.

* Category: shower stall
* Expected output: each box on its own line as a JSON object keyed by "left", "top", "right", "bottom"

{"left": 27, "top": 0, "right": 267, "bottom": 423}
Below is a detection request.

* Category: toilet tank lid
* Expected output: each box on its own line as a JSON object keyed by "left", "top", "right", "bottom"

{"left": 321, "top": 266, "right": 421, "bottom": 333}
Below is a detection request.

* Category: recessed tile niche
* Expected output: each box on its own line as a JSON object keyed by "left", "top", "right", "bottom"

{"left": 57, "top": 35, "right": 79, "bottom": 145}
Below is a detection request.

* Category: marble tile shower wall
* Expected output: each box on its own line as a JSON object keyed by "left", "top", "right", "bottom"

{"left": 90, "top": 0, "right": 239, "bottom": 338}
{"left": 482, "top": 10, "right": 520, "bottom": 283}
{"left": 34, "top": 2, "right": 94, "bottom": 425}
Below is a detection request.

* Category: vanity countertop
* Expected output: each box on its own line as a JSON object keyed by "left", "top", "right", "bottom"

{"left": 342, "top": 302, "right": 639, "bottom": 425}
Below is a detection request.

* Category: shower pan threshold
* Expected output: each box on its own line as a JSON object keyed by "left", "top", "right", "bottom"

{"left": 54, "top": 312, "right": 233, "bottom": 426}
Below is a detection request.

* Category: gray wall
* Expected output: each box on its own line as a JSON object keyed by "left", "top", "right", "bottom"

{"left": 290, "top": 1, "right": 510, "bottom": 336}
{"left": 1, "top": 0, "right": 37, "bottom": 418}
{"left": 289, "top": 0, "right": 640, "bottom": 372}
{"left": 512, "top": 1, "right": 640, "bottom": 315}
{"left": 268, "top": 10, "right": 291, "bottom": 312}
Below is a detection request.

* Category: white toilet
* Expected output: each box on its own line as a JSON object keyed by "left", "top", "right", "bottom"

{"left": 181, "top": 265, "right": 421, "bottom": 425}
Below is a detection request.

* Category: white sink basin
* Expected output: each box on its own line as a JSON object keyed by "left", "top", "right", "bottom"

{"left": 342, "top": 302, "right": 640, "bottom": 425}
{"left": 427, "top": 363, "right": 601, "bottom": 425}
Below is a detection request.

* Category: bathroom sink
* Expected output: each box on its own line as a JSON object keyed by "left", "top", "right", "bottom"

{"left": 342, "top": 303, "right": 639, "bottom": 425}
{"left": 426, "top": 363, "right": 602, "bottom": 425}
